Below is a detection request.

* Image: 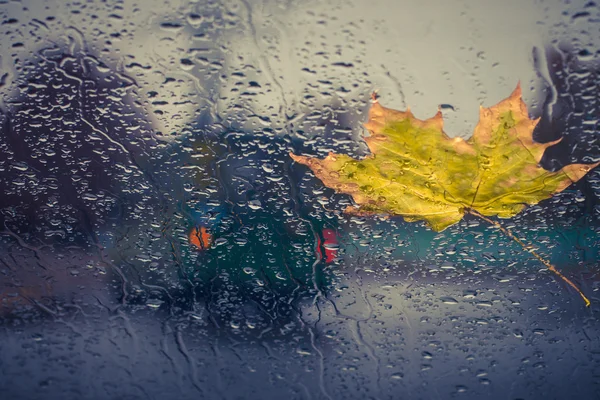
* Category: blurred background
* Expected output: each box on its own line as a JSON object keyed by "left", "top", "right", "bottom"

{"left": 0, "top": 0, "right": 599, "bottom": 399}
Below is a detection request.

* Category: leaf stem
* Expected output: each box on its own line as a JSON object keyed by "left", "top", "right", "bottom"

{"left": 465, "top": 208, "right": 590, "bottom": 307}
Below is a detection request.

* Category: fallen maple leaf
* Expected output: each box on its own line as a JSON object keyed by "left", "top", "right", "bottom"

{"left": 291, "top": 85, "right": 599, "bottom": 305}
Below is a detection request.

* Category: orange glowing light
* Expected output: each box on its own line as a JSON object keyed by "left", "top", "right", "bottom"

{"left": 189, "top": 226, "right": 212, "bottom": 250}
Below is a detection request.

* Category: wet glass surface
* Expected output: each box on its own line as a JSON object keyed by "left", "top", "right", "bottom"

{"left": 0, "top": 1, "right": 599, "bottom": 399}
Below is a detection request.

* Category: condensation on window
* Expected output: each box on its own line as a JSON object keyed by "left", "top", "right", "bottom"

{"left": 0, "top": 1, "right": 599, "bottom": 399}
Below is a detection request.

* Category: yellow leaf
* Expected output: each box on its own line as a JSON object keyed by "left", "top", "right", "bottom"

{"left": 291, "top": 85, "right": 599, "bottom": 232}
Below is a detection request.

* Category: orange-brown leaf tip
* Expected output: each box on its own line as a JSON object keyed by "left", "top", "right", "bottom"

{"left": 510, "top": 82, "right": 522, "bottom": 99}
{"left": 290, "top": 153, "right": 310, "bottom": 166}
{"left": 547, "top": 137, "right": 562, "bottom": 146}
{"left": 560, "top": 161, "right": 600, "bottom": 184}
{"left": 344, "top": 205, "right": 376, "bottom": 216}
{"left": 344, "top": 205, "right": 359, "bottom": 215}
{"left": 537, "top": 137, "right": 562, "bottom": 157}
{"left": 367, "top": 102, "right": 383, "bottom": 119}
{"left": 478, "top": 105, "right": 487, "bottom": 118}
{"left": 426, "top": 110, "right": 444, "bottom": 130}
